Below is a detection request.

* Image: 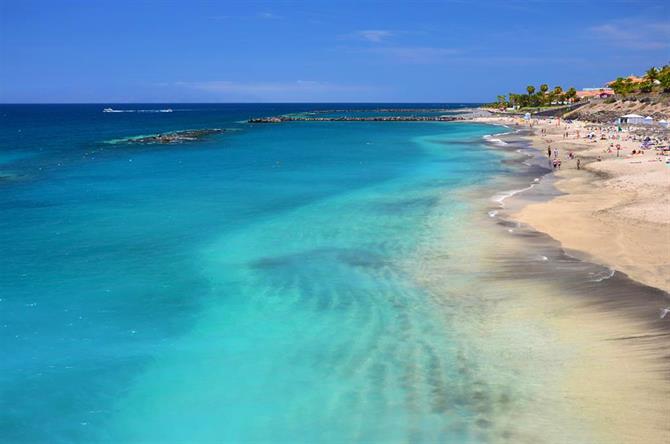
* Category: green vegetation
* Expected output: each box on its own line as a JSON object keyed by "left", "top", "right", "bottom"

{"left": 491, "top": 84, "right": 577, "bottom": 109}
{"left": 489, "top": 63, "right": 669, "bottom": 110}
{"left": 607, "top": 63, "right": 670, "bottom": 96}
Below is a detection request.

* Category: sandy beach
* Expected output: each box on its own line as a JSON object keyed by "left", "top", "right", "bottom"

{"left": 473, "top": 114, "right": 670, "bottom": 293}
{"left": 461, "top": 114, "right": 670, "bottom": 443}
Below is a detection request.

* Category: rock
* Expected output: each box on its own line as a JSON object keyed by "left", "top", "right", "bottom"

{"left": 120, "top": 129, "right": 225, "bottom": 144}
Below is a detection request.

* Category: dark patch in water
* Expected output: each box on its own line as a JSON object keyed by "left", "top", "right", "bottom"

{"left": 0, "top": 199, "right": 59, "bottom": 210}
{"left": 250, "top": 247, "right": 388, "bottom": 270}
{"left": 498, "top": 138, "right": 529, "bottom": 145}
{"left": 435, "top": 139, "right": 486, "bottom": 146}
{"left": 373, "top": 195, "right": 439, "bottom": 214}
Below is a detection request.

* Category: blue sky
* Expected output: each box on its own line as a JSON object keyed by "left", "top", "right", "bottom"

{"left": 1, "top": 0, "right": 668, "bottom": 102}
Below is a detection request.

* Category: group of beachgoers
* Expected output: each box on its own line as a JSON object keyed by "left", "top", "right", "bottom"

{"left": 477, "top": 112, "right": 670, "bottom": 171}
{"left": 535, "top": 117, "right": 670, "bottom": 170}
{"left": 546, "top": 145, "right": 567, "bottom": 169}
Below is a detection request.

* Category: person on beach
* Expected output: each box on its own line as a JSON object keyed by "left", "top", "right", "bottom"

{"left": 577, "top": 158, "right": 581, "bottom": 170}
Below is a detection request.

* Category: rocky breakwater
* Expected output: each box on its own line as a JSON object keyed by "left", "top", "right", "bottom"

{"left": 116, "top": 128, "right": 226, "bottom": 144}
{"left": 248, "top": 115, "right": 462, "bottom": 123}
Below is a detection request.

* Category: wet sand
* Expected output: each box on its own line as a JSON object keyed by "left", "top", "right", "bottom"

{"left": 472, "top": 115, "right": 670, "bottom": 292}
{"left": 418, "top": 127, "right": 670, "bottom": 443}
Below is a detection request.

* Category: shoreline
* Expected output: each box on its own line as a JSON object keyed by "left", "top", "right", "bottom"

{"left": 466, "top": 123, "right": 670, "bottom": 443}
{"left": 469, "top": 114, "right": 670, "bottom": 294}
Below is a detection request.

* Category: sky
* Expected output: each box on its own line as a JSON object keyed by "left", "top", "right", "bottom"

{"left": 0, "top": 0, "right": 669, "bottom": 103}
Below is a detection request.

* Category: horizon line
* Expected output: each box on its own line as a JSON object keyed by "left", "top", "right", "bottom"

{"left": 0, "top": 101, "right": 485, "bottom": 105}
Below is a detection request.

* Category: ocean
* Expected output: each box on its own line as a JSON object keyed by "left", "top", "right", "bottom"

{"left": 1, "top": 104, "right": 665, "bottom": 443}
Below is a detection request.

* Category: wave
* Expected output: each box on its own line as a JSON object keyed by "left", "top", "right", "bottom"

{"left": 493, "top": 130, "right": 512, "bottom": 137}
{"left": 491, "top": 183, "right": 536, "bottom": 206}
{"left": 588, "top": 268, "right": 616, "bottom": 282}
{"left": 482, "top": 135, "right": 508, "bottom": 146}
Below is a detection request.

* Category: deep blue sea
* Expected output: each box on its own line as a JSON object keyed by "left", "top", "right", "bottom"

{"left": 1, "top": 104, "right": 528, "bottom": 442}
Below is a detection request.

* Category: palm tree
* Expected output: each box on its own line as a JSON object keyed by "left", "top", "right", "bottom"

{"left": 526, "top": 85, "right": 535, "bottom": 96}
{"left": 645, "top": 67, "right": 658, "bottom": 80}
{"left": 539, "top": 84, "right": 549, "bottom": 105}
{"left": 553, "top": 86, "right": 563, "bottom": 103}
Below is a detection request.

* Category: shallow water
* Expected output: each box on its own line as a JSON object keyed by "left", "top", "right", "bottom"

{"left": 1, "top": 105, "right": 667, "bottom": 443}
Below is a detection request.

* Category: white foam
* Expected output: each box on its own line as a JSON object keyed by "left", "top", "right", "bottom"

{"left": 491, "top": 183, "right": 535, "bottom": 206}
{"left": 483, "top": 135, "right": 508, "bottom": 146}
{"left": 589, "top": 268, "right": 616, "bottom": 282}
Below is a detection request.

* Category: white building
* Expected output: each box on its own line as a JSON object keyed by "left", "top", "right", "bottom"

{"left": 617, "top": 114, "right": 645, "bottom": 125}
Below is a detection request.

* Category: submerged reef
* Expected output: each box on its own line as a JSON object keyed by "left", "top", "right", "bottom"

{"left": 113, "top": 128, "right": 226, "bottom": 144}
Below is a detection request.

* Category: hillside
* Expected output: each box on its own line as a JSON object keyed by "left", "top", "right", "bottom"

{"left": 564, "top": 95, "right": 670, "bottom": 123}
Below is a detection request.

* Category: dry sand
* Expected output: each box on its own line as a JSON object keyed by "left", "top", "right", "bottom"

{"left": 457, "top": 115, "right": 670, "bottom": 443}
{"left": 414, "top": 184, "right": 670, "bottom": 444}
{"left": 474, "top": 115, "right": 670, "bottom": 292}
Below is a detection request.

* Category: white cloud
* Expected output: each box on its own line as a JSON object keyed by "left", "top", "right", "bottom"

{"left": 589, "top": 19, "right": 670, "bottom": 50}
{"left": 258, "top": 12, "right": 283, "bottom": 20}
{"left": 353, "top": 30, "right": 393, "bottom": 43}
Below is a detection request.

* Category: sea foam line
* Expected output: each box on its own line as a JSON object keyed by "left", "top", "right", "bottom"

{"left": 482, "top": 134, "right": 509, "bottom": 146}
{"left": 491, "top": 183, "right": 536, "bottom": 207}
{"left": 588, "top": 268, "right": 616, "bottom": 282}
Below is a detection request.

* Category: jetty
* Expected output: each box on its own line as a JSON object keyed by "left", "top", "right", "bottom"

{"left": 248, "top": 115, "right": 462, "bottom": 123}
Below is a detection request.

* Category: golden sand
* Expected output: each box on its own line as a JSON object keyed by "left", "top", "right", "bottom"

{"left": 427, "top": 119, "right": 670, "bottom": 443}
{"left": 474, "top": 115, "right": 670, "bottom": 292}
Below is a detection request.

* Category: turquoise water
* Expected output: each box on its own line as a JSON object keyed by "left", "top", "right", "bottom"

{"left": 1, "top": 105, "right": 513, "bottom": 442}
